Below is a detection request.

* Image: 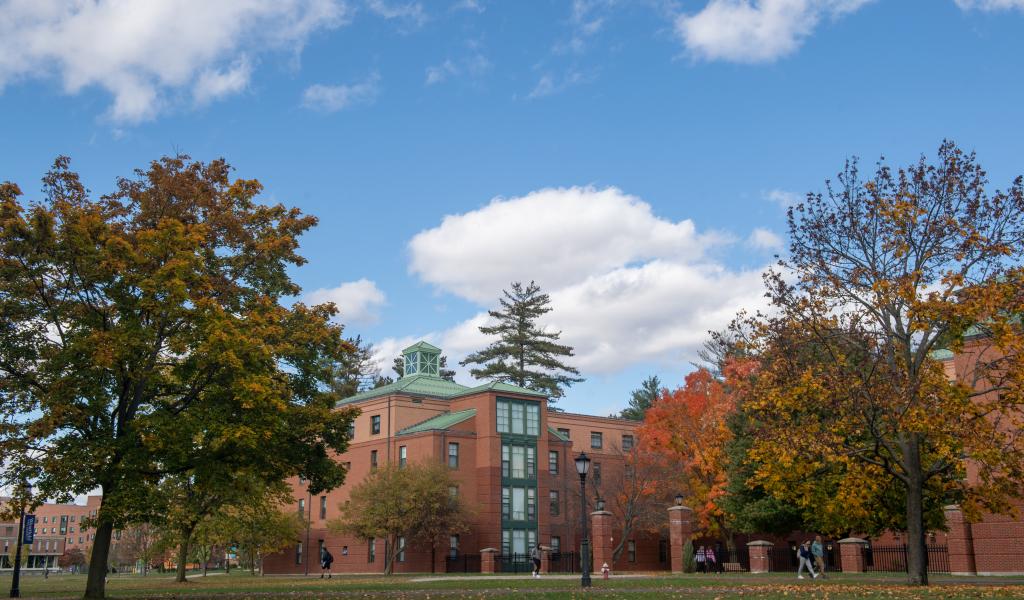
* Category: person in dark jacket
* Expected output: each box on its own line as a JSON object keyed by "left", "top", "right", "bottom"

{"left": 714, "top": 542, "right": 726, "bottom": 573}
{"left": 320, "top": 547, "right": 334, "bottom": 579}
{"left": 531, "top": 544, "right": 543, "bottom": 578}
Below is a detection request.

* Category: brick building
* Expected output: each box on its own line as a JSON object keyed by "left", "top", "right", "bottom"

{"left": 1, "top": 495, "right": 104, "bottom": 570}
{"left": 262, "top": 341, "right": 667, "bottom": 574}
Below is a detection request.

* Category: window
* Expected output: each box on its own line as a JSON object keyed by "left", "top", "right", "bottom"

{"left": 511, "top": 446, "right": 525, "bottom": 479}
{"left": 513, "top": 529, "right": 526, "bottom": 555}
{"left": 449, "top": 485, "right": 458, "bottom": 499}
{"left": 549, "top": 490, "right": 560, "bottom": 516}
{"left": 69, "top": 527, "right": 74, "bottom": 534}
{"left": 397, "top": 537, "right": 406, "bottom": 562}
{"left": 368, "top": 539, "right": 376, "bottom": 563}
{"left": 342, "top": 546, "right": 348, "bottom": 556}
{"left": 342, "top": 461, "right": 351, "bottom": 472}
{"left": 526, "top": 447, "right": 536, "bottom": 478}
{"left": 399, "top": 446, "right": 407, "bottom": 468}
{"left": 527, "top": 488, "right": 536, "bottom": 521}
{"left": 502, "top": 445, "right": 510, "bottom": 478}
{"left": 79, "top": 537, "right": 83, "bottom": 544}
{"left": 70, "top": 516, "right": 75, "bottom": 522}
{"left": 557, "top": 428, "right": 570, "bottom": 439}
{"left": 347, "top": 422, "right": 355, "bottom": 439}
{"left": 594, "top": 462, "right": 602, "bottom": 485}
{"left": 501, "top": 531, "right": 511, "bottom": 555}
{"left": 370, "top": 449, "right": 378, "bottom": 469}
{"left": 591, "top": 431, "right": 603, "bottom": 449}
{"left": 622, "top": 434, "right": 634, "bottom": 451}
{"left": 43, "top": 517, "right": 48, "bottom": 523}
{"left": 548, "top": 451, "right": 558, "bottom": 475}
{"left": 497, "top": 399, "right": 510, "bottom": 433}
{"left": 371, "top": 415, "right": 381, "bottom": 435}
{"left": 502, "top": 488, "right": 511, "bottom": 520}
{"left": 628, "top": 540, "right": 636, "bottom": 562}
{"left": 551, "top": 536, "right": 561, "bottom": 554}
{"left": 320, "top": 496, "right": 327, "bottom": 520}
{"left": 526, "top": 403, "right": 540, "bottom": 436}
{"left": 298, "top": 475, "right": 306, "bottom": 485}
{"left": 295, "top": 542, "right": 303, "bottom": 565}
{"left": 512, "top": 488, "right": 525, "bottom": 520}
{"left": 448, "top": 442, "right": 459, "bottom": 468}
{"left": 298, "top": 499, "right": 305, "bottom": 518}
{"left": 449, "top": 535, "right": 459, "bottom": 559}
{"left": 511, "top": 403, "right": 524, "bottom": 434}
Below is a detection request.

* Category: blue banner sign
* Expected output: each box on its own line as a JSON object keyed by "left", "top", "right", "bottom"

{"left": 22, "top": 514, "right": 36, "bottom": 544}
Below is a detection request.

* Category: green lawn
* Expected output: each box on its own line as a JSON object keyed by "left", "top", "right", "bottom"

{"left": 1, "top": 570, "right": 1023, "bottom": 599}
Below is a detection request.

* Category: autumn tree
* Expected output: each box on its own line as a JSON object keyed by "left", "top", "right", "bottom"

{"left": 462, "top": 281, "right": 583, "bottom": 403}
{"left": 736, "top": 141, "right": 1024, "bottom": 585}
{"left": 598, "top": 442, "right": 675, "bottom": 562}
{"left": 0, "top": 156, "right": 357, "bottom": 599}
{"left": 640, "top": 368, "right": 738, "bottom": 560}
{"left": 331, "top": 462, "right": 469, "bottom": 575}
{"left": 59, "top": 547, "right": 88, "bottom": 572}
{"left": 120, "top": 523, "right": 160, "bottom": 575}
{"left": 214, "top": 490, "right": 304, "bottom": 575}
{"left": 619, "top": 376, "right": 661, "bottom": 421}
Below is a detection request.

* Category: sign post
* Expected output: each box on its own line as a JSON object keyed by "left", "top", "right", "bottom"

{"left": 10, "top": 511, "right": 33, "bottom": 598}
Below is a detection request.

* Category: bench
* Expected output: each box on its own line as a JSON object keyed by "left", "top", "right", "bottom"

{"left": 723, "top": 562, "right": 745, "bottom": 572}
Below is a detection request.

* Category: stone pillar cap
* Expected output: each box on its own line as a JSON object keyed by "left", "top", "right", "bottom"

{"left": 943, "top": 504, "right": 961, "bottom": 511}
{"left": 746, "top": 540, "right": 774, "bottom": 547}
{"left": 668, "top": 505, "right": 692, "bottom": 512}
{"left": 590, "top": 510, "right": 613, "bottom": 516}
{"left": 837, "top": 537, "right": 867, "bottom": 544}
{"left": 480, "top": 547, "right": 499, "bottom": 553}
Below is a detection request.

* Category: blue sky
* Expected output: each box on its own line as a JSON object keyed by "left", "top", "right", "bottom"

{"left": 3, "top": 0, "right": 1024, "bottom": 416}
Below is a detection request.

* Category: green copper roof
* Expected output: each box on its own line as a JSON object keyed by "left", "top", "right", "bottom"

{"left": 930, "top": 348, "right": 955, "bottom": 361}
{"left": 402, "top": 340, "right": 442, "bottom": 354}
{"left": 337, "top": 374, "right": 472, "bottom": 406}
{"left": 548, "top": 425, "right": 570, "bottom": 442}
{"left": 452, "top": 381, "right": 547, "bottom": 399}
{"left": 398, "top": 408, "right": 477, "bottom": 435}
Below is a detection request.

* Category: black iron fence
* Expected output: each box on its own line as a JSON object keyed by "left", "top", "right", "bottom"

{"left": 863, "top": 545, "right": 949, "bottom": 573}
{"left": 445, "top": 553, "right": 481, "bottom": 573}
{"left": 548, "top": 551, "right": 578, "bottom": 574}
{"left": 497, "top": 553, "right": 531, "bottom": 574}
{"left": 767, "top": 543, "right": 842, "bottom": 573}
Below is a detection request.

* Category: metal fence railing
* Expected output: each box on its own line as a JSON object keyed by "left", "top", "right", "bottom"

{"left": 863, "top": 545, "right": 949, "bottom": 573}
{"left": 445, "top": 553, "right": 481, "bottom": 573}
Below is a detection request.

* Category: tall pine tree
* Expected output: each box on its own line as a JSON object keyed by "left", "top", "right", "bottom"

{"left": 619, "top": 375, "right": 661, "bottom": 420}
{"left": 461, "top": 281, "right": 583, "bottom": 403}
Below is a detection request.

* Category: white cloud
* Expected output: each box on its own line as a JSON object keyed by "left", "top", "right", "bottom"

{"left": 0, "top": 0, "right": 351, "bottom": 123}
{"left": 365, "top": 0, "right": 427, "bottom": 27}
{"left": 675, "top": 0, "right": 872, "bottom": 64}
{"left": 404, "top": 186, "right": 767, "bottom": 376}
{"left": 765, "top": 188, "right": 800, "bottom": 208}
{"left": 302, "top": 72, "right": 380, "bottom": 112}
{"left": 452, "top": 0, "right": 485, "bottom": 12}
{"left": 426, "top": 60, "right": 458, "bottom": 85}
{"left": 305, "top": 278, "right": 387, "bottom": 324}
{"left": 747, "top": 227, "right": 784, "bottom": 250}
{"left": 527, "top": 70, "right": 590, "bottom": 99}
{"left": 425, "top": 52, "right": 491, "bottom": 85}
{"left": 955, "top": 0, "right": 1024, "bottom": 9}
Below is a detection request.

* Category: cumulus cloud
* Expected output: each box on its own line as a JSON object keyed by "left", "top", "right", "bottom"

{"left": 765, "top": 188, "right": 801, "bottom": 209}
{"left": 425, "top": 52, "right": 490, "bottom": 85}
{"left": 675, "top": 0, "right": 873, "bottom": 63}
{"left": 402, "top": 186, "right": 767, "bottom": 376}
{"left": 527, "top": 70, "right": 590, "bottom": 99}
{"left": 0, "top": 0, "right": 351, "bottom": 123}
{"left": 302, "top": 72, "right": 380, "bottom": 112}
{"left": 747, "top": 227, "right": 785, "bottom": 250}
{"left": 305, "top": 278, "right": 387, "bottom": 324}
{"left": 365, "top": 0, "right": 427, "bottom": 27}
{"left": 955, "top": 0, "right": 1024, "bottom": 8}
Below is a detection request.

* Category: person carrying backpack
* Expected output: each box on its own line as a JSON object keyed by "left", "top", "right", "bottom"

{"left": 695, "top": 545, "right": 707, "bottom": 573}
{"left": 797, "top": 541, "right": 818, "bottom": 579}
{"left": 320, "top": 547, "right": 334, "bottom": 579}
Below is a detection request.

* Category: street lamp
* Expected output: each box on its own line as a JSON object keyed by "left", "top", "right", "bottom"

{"left": 574, "top": 452, "right": 592, "bottom": 588}
{"left": 10, "top": 480, "right": 31, "bottom": 599}
{"left": 595, "top": 496, "right": 605, "bottom": 511}
{"left": 674, "top": 493, "right": 684, "bottom": 507}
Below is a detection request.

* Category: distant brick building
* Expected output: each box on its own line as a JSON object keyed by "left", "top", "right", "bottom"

{"left": 262, "top": 341, "right": 666, "bottom": 574}
{"left": 1, "top": 495, "right": 104, "bottom": 570}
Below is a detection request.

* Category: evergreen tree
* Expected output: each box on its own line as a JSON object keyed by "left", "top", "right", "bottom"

{"left": 331, "top": 335, "right": 380, "bottom": 397}
{"left": 619, "top": 375, "right": 661, "bottom": 420}
{"left": 461, "top": 281, "right": 583, "bottom": 403}
{"left": 391, "top": 353, "right": 456, "bottom": 381}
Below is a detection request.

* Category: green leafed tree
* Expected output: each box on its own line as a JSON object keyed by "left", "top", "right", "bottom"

{"left": 0, "top": 156, "right": 356, "bottom": 599}
{"left": 213, "top": 487, "right": 304, "bottom": 576}
{"left": 619, "top": 375, "right": 661, "bottom": 420}
{"left": 332, "top": 335, "right": 381, "bottom": 398}
{"left": 330, "top": 462, "right": 469, "bottom": 575}
{"left": 460, "top": 281, "right": 583, "bottom": 403}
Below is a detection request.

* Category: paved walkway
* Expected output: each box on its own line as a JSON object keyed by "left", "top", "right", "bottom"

{"left": 410, "top": 574, "right": 654, "bottom": 582}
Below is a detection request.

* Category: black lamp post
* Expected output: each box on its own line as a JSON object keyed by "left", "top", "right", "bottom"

{"left": 574, "top": 451, "right": 592, "bottom": 588}
{"left": 674, "top": 493, "right": 684, "bottom": 507}
{"left": 10, "top": 481, "right": 31, "bottom": 599}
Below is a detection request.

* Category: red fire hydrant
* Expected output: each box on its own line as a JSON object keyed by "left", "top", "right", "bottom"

{"left": 601, "top": 562, "right": 611, "bottom": 579}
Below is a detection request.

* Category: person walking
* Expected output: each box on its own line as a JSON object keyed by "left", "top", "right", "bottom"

{"left": 531, "top": 543, "right": 543, "bottom": 578}
{"left": 797, "top": 541, "right": 818, "bottom": 579}
{"left": 811, "top": 536, "right": 827, "bottom": 579}
{"left": 705, "top": 546, "right": 717, "bottom": 574}
{"left": 714, "top": 542, "right": 726, "bottom": 574}
{"left": 320, "top": 546, "right": 334, "bottom": 579}
{"left": 695, "top": 545, "right": 707, "bottom": 573}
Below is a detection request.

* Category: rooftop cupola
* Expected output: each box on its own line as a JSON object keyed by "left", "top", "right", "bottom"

{"left": 401, "top": 341, "right": 442, "bottom": 378}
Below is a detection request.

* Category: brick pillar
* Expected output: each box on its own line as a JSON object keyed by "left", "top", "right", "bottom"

{"left": 481, "top": 548, "right": 498, "bottom": 574}
{"left": 838, "top": 538, "right": 866, "bottom": 573}
{"left": 668, "top": 505, "right": 694, "bottom": 573}
{"left": 747, "top": 540, "right": 773, "bottom": 573}
{"left": 540, "top": 547, "right": 551, "bottom": 574}
{"left": 591, "top": 510, "right": 614, "bottom": 573}
{"left": 944, "top": 505, "right": 977, "bottom": 576}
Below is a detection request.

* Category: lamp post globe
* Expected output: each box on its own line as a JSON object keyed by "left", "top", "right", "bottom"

{"left": 674, "top": 493, "right": 684, "bottom": 507}
{"left": 575, "top": 452, "right": 592, "bottom": 588}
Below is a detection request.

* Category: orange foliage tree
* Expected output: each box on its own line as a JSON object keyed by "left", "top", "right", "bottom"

{"left": 640, "top": 367, "right": 739, "bottom": 560}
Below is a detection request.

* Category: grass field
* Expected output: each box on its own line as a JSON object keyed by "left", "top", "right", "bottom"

{"left": 1, "top": 570, "right": 1023, "bottom": 599}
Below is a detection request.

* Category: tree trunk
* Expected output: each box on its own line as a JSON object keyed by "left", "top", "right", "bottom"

{"left": 176, "top": 535, "right": 191, "bottom": 584}
{"left": 903, "top": 436, "right": 928, "bottom": 586}
{"left": 84, "top": 518, "right": 115, "bottom": 600}
{"left": 202, "top": 554, "right": 208, "bottom": 577}
{"left": 250, "top": 550, "right": 256, "bottom": 575}
{"left": 384, "top": 535, "right": 396, "bottom": 575}
{"left": 431, "top": 544, "right": 436, "bottom": 574}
